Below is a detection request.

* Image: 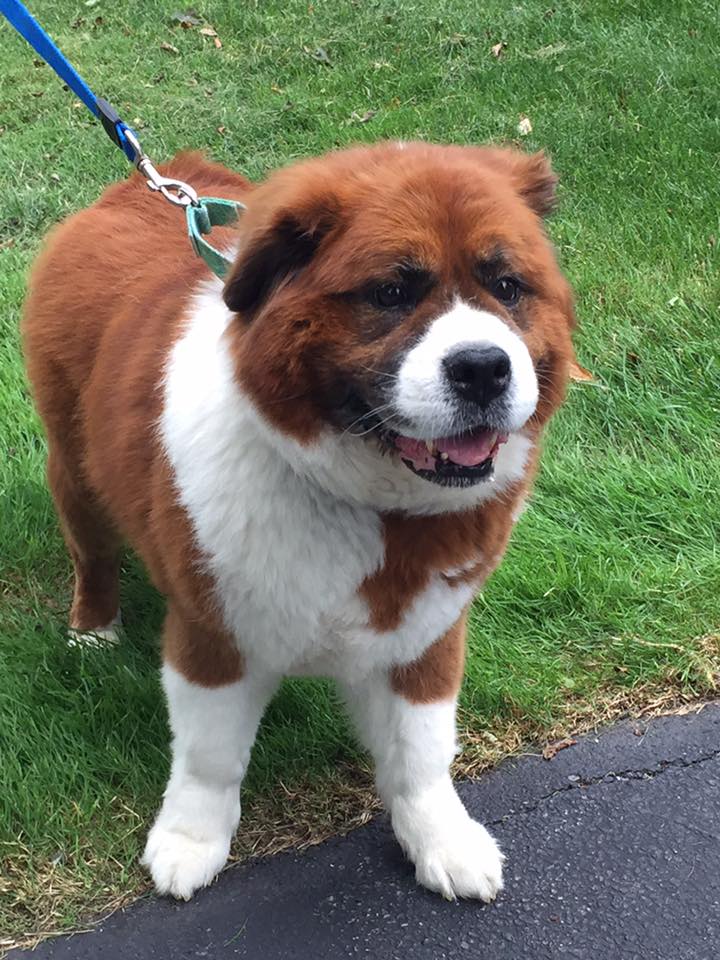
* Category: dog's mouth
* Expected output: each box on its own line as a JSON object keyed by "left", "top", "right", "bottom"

{"left": 390, "top": 427, "right": 508, "bottom": 487}
{"left": 338, "top": 394, "right": 509, "bottom": 487}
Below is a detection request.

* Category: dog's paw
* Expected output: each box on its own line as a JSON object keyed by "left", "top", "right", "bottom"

{"left": 67, "top": 613, "right": 122, "bottom": 649}
{"left": 142, "top": 823, "right": 231, "bottom": 900}
{"left": 412, "top": 817, "right": 504, "bottom": 901}
{"left": 392, "top": 785, "right": 504, "bottom": 902}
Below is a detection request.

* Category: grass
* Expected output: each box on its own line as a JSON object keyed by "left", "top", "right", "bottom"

{"left": 1, "top": 0, "right": 719, "bottom": 948}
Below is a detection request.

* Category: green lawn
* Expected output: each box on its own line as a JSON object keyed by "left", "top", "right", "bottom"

{"left": 1, "top": 0, "right": 719, "bottom": 948}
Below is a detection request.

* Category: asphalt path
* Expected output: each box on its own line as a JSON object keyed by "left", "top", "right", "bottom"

{"left": 13, "top": 703, "right": 720, "bottom": 960}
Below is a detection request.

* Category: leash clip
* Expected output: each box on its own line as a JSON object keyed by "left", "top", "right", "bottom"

{"left": 123, "top": 129, "right": 199, "bottom": 208}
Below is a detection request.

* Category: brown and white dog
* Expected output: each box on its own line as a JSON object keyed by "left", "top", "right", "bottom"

{"left": 23, "top": 142, "right": 575, "bottom": 901}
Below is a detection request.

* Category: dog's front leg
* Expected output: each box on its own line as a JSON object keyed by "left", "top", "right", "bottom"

{"left": 143, "top": 609, "right": 277, "bottom": 899}
{"left": 342, "top": 617, "right": 504, "bottom": 901}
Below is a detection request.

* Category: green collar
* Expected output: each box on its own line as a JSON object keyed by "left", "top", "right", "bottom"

{"left": 186, "top": 196, "right": 246, "bottom": 280}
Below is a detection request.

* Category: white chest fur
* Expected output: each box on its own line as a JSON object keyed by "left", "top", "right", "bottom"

{"left": 160, "top": 286, "right": 498, "bottom": 681}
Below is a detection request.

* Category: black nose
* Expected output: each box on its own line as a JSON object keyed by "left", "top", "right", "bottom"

{"left": 442, "top": 345, "right": 512, "bottom": 406}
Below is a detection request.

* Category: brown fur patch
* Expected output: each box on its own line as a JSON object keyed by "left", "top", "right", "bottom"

{"left": 361, "top": 464, "right": 535, "bottom": 633}
{"left": 391, "top": 611, "right": 468, "bottom": 703}
{"left": 23, "top": 153, "right": 250, "bottom": 685}
{"left": 163, "top": 604, "right": 244, "bottom": 687}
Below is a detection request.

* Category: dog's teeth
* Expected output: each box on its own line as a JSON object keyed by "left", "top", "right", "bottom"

{"left": 439, "top": 452, "right": 449, "bottom": 461}
{"left": 425, "top": 440, "right": 439, "bottom": 456}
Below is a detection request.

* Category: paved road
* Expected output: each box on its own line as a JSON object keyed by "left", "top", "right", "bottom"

{"left": 14, "top": 705, "right": 720, "bottom": 960}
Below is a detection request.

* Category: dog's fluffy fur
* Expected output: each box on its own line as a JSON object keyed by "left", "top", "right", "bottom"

{"left": 23, "top": 142, "right": 575, "bottom": 900}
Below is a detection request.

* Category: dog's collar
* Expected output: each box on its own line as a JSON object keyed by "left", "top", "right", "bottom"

{"left": 186, "top": 197, "right": 246, "bottom": 280}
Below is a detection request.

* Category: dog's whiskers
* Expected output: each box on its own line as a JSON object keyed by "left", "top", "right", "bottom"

{"left": 347, "top": 410, "right": 400, "bottom": 439}
{"left": 340, "top": 401, "right": 397, "bottom": 438}
{"left": 359, "top": 363, "right": 400, "bottom": 383}
{"left": 265, "top": 390, "right": 312, "bottom": 406}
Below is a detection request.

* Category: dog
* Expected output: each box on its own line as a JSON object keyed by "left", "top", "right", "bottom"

{"left": 23, "top": 141, "right": 575, "bottom": 901}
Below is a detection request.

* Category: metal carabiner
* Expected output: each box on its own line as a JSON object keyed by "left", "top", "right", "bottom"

{"left": 123, "top": 129, "right": 199, "bottom": 208}
{"left": 137, "top": 156, "right": 199, "bottom": 207}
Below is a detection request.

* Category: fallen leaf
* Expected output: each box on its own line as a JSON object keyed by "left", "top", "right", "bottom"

{"left": 160, "top": 41, "right": 180, "bottom": 54}
{"left": 667, "top": 295, "right": 680, "bottom": 307}
{"left": 568, "top": 360, "right": 595, "bottom": 382}
{"left": 349, "top": 108, "right": 377, "bottom": 124}
{"left": 517, "top": 114, "right": 533, "bottom": 136}
{"left": 50, "top": 173, "right": 61, "bottom": 182}
{"left": 270, "top": 83, "right": 283, "bottom": 94}
{"left": 213, "top": 36, "right": 222, "bottom": 49}
{"left": 491, "top": 41, "right": 506, "bottom": 58}
{"left": 542, "top": 738, "right": 576, "bottom": 760}
{"left": 306, "top": 45, "right": 332, "bottom": 66}
{"left": 217, "top": 125, "right": 226, "bottom": 134}
{"left": 200, "top": 26, "right": 218, "bottom": 36}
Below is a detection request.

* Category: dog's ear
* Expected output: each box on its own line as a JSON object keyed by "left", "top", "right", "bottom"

{"left": 223, "top": 199, "right": 337, "bottom": 318}
{"left": 511, "top": 150, "right": 558, "bottom": 218}
{"left": 475, "top": 148, "right": 559, "bottom": 219}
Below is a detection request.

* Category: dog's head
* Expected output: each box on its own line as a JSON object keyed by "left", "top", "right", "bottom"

{"left": 223, "top": 142, "right": 575, "bottom": 511}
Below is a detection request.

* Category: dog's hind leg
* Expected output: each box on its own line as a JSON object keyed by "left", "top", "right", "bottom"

{"left": 47, "top": 444, "right": 122, "bottom": 646}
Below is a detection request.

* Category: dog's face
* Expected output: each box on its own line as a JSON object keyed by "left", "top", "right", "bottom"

{"left": 224, "top": 142, "right": 575, "bottom": 510}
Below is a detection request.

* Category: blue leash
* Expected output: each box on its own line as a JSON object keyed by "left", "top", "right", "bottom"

{"left": 0, "top": 0, "right": 244, "bottom": 278}
{"left": 0, "top": 0, "right": 138, "bottom": 162}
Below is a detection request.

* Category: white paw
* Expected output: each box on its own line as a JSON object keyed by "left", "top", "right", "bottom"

{"left": 67, "top": 613, "right": 122, "bottom": 649}
{"left": 412, "top": 817, "right": 504, "bottom": 902}
{"left": 391, "top": 783, "right": 505, "bottom": 902}
{"left": 142, "top": 822, "right": 231, "bottom": 900}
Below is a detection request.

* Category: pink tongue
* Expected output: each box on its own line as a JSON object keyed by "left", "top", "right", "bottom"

{"left": 439, "top": 431, "right": 498, "bottom": 466}
{"left": 395, "top": 430, "right": 501, "bottom": 470}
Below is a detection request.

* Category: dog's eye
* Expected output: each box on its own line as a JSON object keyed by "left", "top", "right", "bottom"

{"left": 373, "top": 282, "right": 408, "bottom": 309}
{"left": 489, "top": 276, "right": 521, "bottom": 306}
